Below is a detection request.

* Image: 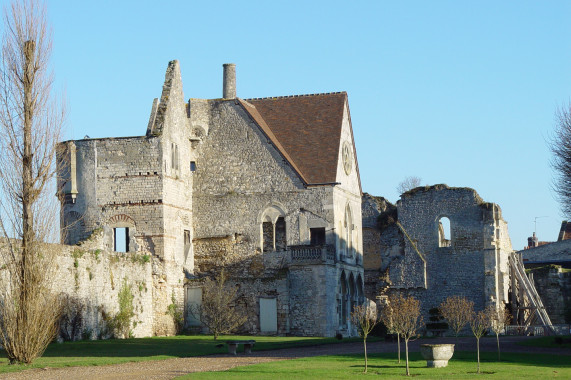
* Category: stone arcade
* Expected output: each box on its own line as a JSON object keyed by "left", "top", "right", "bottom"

{"left": 57, "top": 61, "right": 364, "bottom": 337}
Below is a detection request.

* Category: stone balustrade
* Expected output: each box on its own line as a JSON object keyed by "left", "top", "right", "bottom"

{"left": 289, "top": 245, "right": 336, "bottom": 263}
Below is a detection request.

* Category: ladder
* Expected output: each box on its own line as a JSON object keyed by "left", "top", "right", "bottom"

{"left": 509, "top": 253, "right": 553, "bottom": 330}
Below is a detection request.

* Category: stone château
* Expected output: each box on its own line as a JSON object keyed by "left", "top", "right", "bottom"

{"left": 57, "top": 61, "right": 364, "bottom": 337}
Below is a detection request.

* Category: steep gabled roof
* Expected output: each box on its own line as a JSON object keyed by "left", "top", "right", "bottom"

{"left": 240, "top": 92, "right": 347, "bottom": 185}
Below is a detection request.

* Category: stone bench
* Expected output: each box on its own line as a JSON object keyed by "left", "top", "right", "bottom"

{"left": 225, "top": 340, "right": 256, "bottom": 355}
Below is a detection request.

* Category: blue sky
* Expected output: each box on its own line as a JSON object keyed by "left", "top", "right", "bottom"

{"left": 39, "top": 1, "right": 571, "bottom": 249}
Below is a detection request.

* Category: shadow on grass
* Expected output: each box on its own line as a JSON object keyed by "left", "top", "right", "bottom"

{"left": 1, "top": 335, "right": 365, "bottom": 360}
{"left": 354, "top": 351, "right": 571, "bottom": 369}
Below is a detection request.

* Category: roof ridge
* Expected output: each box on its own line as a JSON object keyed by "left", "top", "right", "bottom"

{"left": 245, "top": 91, "right": 345, "bottom": 101}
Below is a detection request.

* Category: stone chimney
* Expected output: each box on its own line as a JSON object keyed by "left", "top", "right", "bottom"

{"left": 527, "top": 232, "right": 539, "bottom": 248}
{"left": 223, "top": 63, "right": 236, "bottom": 99}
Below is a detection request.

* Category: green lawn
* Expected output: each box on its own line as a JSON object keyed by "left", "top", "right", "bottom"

{"left": 519, "top": 336, "right": 571, "bottom": 349}
{"left": 0, "top": 335, "right": 362, "bottom": 374}
{"left": 181, "top": 351, "right": 571, "bottom": 379}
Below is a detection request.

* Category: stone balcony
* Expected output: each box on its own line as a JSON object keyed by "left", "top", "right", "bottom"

{"left": 288, "top": 244, "right": 336, "bottom": 264}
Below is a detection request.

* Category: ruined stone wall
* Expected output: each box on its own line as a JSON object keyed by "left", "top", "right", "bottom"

{"left": 61, "top": 137, "right": 163, "bottom": 250}
{"left": 151, "top": 61, "right": 194, "bottom": 333}
{"left": 0, "top": 234, "right": 154, "bottom": 339}
{"left": 363, "top": 186, "right": 513, "bottom": 323}
{"left": 527, "top": 266, "right": 571, "bottom": 324}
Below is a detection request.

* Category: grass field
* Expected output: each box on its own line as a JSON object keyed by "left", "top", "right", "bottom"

{"left": 519, "top": 336, "right": 571, "bottom": 349}
{"left": 180, "top": 351, "right": 571, "bottom": 379}
{"left": 0, "top": 335, "right": 362, "bottom": 374}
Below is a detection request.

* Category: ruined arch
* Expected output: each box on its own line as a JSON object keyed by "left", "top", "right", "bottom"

{"left": 437, "top": 215, "right": 451, "bottom": 247}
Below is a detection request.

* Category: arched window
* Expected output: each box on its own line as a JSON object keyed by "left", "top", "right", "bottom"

{"left": 438, "top": 216, "right": 451, "bottom": 247}
{"left": 259, "top": 205, "right": 287, "bottom": 252}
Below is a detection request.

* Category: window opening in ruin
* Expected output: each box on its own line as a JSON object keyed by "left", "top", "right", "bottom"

{"left": 310, "top": 227, "right": 326, "bottom": 246}
{"left": 184, "top": 230, "right": 191, "bottom": 262}
{"left": 190, "top": 161, "right": 197, "bottom": 172}
{"left": 262, "top": 222, "right": 273, "bottom": 252}
{"left": 275, "top": 217, "right": 287, "bottom": 251}
{"left": 438, "top": 217, "right": 451, "bottom": 247}
{"left": 114, "top": 227, "right": 129, "bottom": 252}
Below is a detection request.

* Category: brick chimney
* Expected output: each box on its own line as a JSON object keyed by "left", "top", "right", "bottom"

{"left": 223, "top": 63, "right": 236, "bottom": 99}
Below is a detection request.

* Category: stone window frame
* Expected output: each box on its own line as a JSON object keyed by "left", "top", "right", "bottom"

{"left": 258, "top": 203, "right": 287, "bottom": 253}
{"left": 107, "top": 214, "right": 137, "bottom": 253}
{"left": 436, "top": 215, "right": 452, "bottom": 248}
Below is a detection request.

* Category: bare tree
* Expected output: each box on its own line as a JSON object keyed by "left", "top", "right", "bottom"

{"left": 351, "top": 302, "right": 380, "bottom": 373}
{"left": 470, "top": 308, "right": 491, "bottom": 374}
{"left": 385, "top": 294, "right": 423, "bottom": 377}
{"left": 190, "top": 269, "right": 247, "bottom": 340}
{"left": 396, "top": 176, "right": 422, "bottom": 195}
{"left": 0, "top": 0, "right": 65, "bottom": 363}
{"left": 549, "top": 103, "right": 571, "bottom": 218}
{"left": 439, "top": 295, "right": 474, "bottom": 340}
{"left": 488, "top": 305, "right": 511, "bottom": 361}
{"left": 380, "top": 298, "right": 401, "bottom": 363}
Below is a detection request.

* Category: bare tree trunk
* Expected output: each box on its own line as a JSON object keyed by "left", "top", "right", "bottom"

{"left": 363, "top": 337, "right": 368, "bottom": 373}
{"left": 20, "top": 38, "right": 35, "bottom": 343}
{"left": 397, "top": 333, "right": 401, "bottom": 363}
{"left": 405, "top": 338, "right": 410, "bottom": 376}
{"left": 477, "top": 337, "right": 480, "bottom": 373}
{"left": 496, "top": 332, "right": 501, "bottom": 361}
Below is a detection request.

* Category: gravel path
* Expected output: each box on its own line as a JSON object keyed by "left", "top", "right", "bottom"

{"left": 2, "top": 336, "right": 570, "bottom": 380}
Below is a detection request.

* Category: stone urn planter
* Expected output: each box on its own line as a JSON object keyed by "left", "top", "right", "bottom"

{"left": 420, "top": 344, "right": 455, "bottom": 368}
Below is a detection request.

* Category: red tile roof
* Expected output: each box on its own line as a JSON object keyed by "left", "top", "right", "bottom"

{"left": 239, "top": 92, "right": 347, "bottom": 185}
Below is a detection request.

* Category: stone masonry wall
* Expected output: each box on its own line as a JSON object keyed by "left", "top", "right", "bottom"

{"left": 527, "top": 266, "right": 571, "bottom": 324}
{"left": 364, "top": 185, "right": 513, "bottom": 324}
{"left": 1, "top": 234, "right": 154, "bottom": 339}
{"left": 190, "top": 99, "right": 363, "bottom": 336}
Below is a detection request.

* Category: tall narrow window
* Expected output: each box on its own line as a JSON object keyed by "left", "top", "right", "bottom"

{"left": 184, "top": 230, "right": 191, "bottom": 262}
{"left": 438, "top": 217, "right": 451, "bottom": 247}
{"left": 344, "top": 205, "right": 353, "bottom": 257}
{"left": 114, "top": 227, "right": 129, "bottom": 252}
{"left": 275, "top": 217, "right": 287, "bottom": 251}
